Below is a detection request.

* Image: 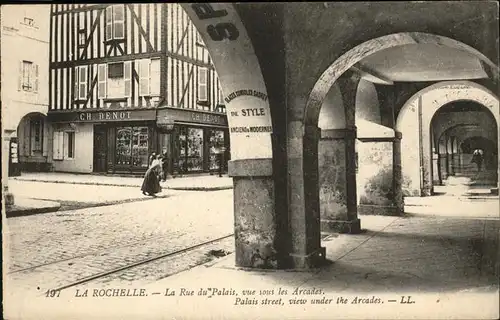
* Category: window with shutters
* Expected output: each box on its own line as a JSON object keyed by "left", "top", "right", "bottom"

{"left": 105, "top": 5, "right": 125, "bottom": 42}
{"left": 150, "top": 59, "right": 161, "bottom": 96}
{"left": 108, "top": 62, "right": 124, "bottom": 79}
{"left": 124, "top": 61, "right": 132, "bottom": 97}
{"left": 97, "top": 64, "right": 107, "bottom": 99}
{"left": 52, "top": 131, "right": 75, "bottom": 160}
{"left": 19, "top": 60, "right": 38, "bottom": 92}
{"left": 138, "top": 59, "right": 150, "bottom": 97}
{"left": 198, "top": 68, "right": 208, "bottom": 102}
{"left": 74, "top": 65, "right": 88, "bottom": 100}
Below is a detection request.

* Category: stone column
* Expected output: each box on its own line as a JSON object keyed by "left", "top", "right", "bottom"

{"left": 287, "top": 120, "right": 326, "bottom": 268}
{"left": 356, "top": 132, "right": 403, "bottom": 216}
{"left": 319, "top": 127, "right": 361, "bottom": 233}
{"left": 447, "top": 136, "right": 455, "bottom": 176}
{"left": 229, "top": 158, "right": 279, "bottom": 269}
{"left": 3, "top": 129, "right": 15, "bottom": 208}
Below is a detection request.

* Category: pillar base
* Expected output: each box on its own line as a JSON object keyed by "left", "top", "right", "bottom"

{"left": 491, "top": 188, "right": 499, "bottom": 195}
{"left": 321, "top": 218, "right": 361, "bottom": 234}
{"left": 358, "top": 204, "right": 403, "bottom": 216}
{"left": 4, "top": 192, "right": 15, "bottom": 207}
{"left": 289, "top": 246, "right": 327, "bottom": 269}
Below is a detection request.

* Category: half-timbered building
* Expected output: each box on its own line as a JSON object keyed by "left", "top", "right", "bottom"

{"left": 48, "top": 4, "right": 228, "bottom": 175}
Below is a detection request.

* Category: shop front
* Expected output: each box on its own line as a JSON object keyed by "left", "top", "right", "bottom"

{"left": 156, "top": 107, "right": 229, "bottom": 176}
{"left": 48, "top": 108, "right": 157, "bottom": 175}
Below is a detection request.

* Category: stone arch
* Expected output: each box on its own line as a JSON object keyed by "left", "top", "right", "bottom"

{"left": 396, "top": 81, "right": 500, "bottom": 195}
{"left": 181, "top": 4, "right": 273, "bottom": 161}
{"left": 304, "top": 32, "right": 499, "bottom": 128}
{"left": 16, "top": 112, "right": 51, "bottom": 172}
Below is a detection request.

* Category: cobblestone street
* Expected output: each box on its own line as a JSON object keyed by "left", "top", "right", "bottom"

{"left": 4, "top": 189, "right": 234, "bottom": 297}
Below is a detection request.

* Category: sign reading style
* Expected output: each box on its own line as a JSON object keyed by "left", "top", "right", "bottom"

{"left": 183, "top": 3, "right": 273, "bottom": 160}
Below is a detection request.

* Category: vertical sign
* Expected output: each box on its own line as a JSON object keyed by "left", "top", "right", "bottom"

{"left": 182, "top": 3, "right": 273, "bottom": 160}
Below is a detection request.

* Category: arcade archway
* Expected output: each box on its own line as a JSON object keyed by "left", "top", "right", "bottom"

{"left": 397, "top": 81, "right": 499, "bottom": 196}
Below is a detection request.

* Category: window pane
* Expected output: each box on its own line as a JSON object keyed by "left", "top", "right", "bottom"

{"left": 131, "top": 127, "right": 148, "bottom": 167}
{"left": 79, "top": 67, "right": 86, "bottom": 82}
{"left": 114, "top": 5, "right": 124, "bottom": 20}
{"left": 185, "top": 128, "right": 203, "bottom": 171}
{"left": 114, "top": 22, "right": 124, "bottom": 38}
{"left": 209, "top": 130, "right": 224, "bottom": 170}
{"left": 116, "top": 127, "right": 132, "bottom": 165}
{"left": 78, "top": 32, "right": 86, "bottom": 46}
{"left": 108, "top": 62, "right": 124, "bottom": 78}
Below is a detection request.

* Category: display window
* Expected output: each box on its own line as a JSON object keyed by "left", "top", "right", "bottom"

{"left": 115, "top": 126, "right": 149, "bottom": 168}
{"left": 178, "top": 126, "right": 204, "bottom": 172}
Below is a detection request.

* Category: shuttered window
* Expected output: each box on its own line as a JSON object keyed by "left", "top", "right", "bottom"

{"left": 138, "top": 59, "right": 150, "bottom": 97}
{"left": 52, "top": 131, "right": 64, "bottom": 160}
{"left": 150, "top": 59, "right": 161, "bottom": 96}
{"left": 98, "top": 64, "right": 107, "bottom": 99}
{"left": 198, "top": 68, "right": 208, "bottom": 101}
{"left": 124, "top": 61, "right": 132, "bottom": 97}
{"left": 105, "top": 5, "right": 125, "bottom": 41}
{"left": 19, "top": 61, "right": 38, "bottom": 92}
{"left": 78, "top": 65, "right": 88, "bottom": 100}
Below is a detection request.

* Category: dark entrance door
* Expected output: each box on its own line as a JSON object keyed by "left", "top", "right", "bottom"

{"left": 93, "top": 126, "right": 107, "bottom": 172}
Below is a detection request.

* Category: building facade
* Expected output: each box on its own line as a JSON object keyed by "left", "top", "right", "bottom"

{"left": 1, "top": 5, "right": 51, "bottom": 174}
{"left": 48, "top": 4, "right": 228, "bottom": 175}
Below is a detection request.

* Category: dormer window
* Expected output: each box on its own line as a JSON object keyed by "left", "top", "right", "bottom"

{"left": 105, "top": 5, "right": 125, "bottom": 41}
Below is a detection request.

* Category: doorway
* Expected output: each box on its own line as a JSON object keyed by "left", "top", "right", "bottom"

{"left": 93, "top": 126, "right": 107, "bottom": 172}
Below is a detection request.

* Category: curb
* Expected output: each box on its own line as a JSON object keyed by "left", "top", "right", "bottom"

{"left": 12, "top": 178, "right": 234, "bottom": 191}
{"left": 6, "top": 204, "right": 61, "bottom": 218}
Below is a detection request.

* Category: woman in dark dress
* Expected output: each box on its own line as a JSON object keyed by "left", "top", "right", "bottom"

{"left": 141, "top": 156, "right": 162, "bottom": 196}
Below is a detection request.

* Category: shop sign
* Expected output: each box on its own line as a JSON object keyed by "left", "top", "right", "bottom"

{"left": 157, "top": 108, "right": 228, "bottom": 126}
{"left": 183, "top": 3, "right": 273, "bottom": 160}
{"left": 48, "top": 109, "right": 157, "bottom": 123}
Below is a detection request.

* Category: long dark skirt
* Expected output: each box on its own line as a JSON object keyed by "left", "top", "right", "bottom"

{"left": 141, "top": 167, "right": 161, "bottom": 195}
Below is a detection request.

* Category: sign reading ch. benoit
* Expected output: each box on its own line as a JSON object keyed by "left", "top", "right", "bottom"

{"left": 48, "top": 109, "right": 157, "bottom": 123}
{"left": 184, "top": 3, "right": 273, "bottom": 159}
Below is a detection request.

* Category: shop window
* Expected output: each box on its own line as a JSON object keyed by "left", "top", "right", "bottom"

{"left": 29, "top": 118, "right": 43, "bottom": 155}
{"left": 116, "top": 126, "right": 148, "bottom": 167}
{"left": 209, "top": 129, "right": 225, "bottom": 171}
{"left": 74, "top": 65, "right": 88, "bottom": 100}
{"left": 105, "top": 5, "right": 125, "bottom": 41}
{"left": 19, "top": 60, "right": 38, "bottom": 92}
{"left": 177, "top": 126, "right": 204, "bottom": 173}
{"left": 198, "top": 68, "right": 208, "bottom": 102}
